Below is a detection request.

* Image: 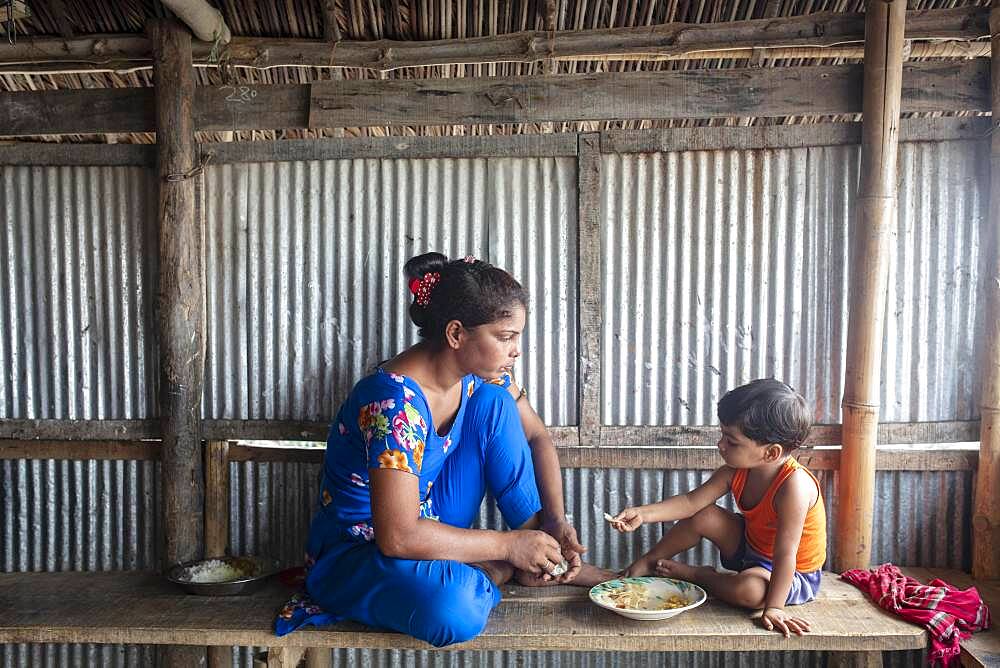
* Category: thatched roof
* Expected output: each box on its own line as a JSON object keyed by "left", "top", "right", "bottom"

{"left": 1, "top": 0, "right": 989, "bottom": 143}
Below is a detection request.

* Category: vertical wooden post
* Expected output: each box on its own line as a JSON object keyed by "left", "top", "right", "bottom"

{"left": 577, "top": 133, "right": 602, "bottom": 446}
{"left": 150, "top": 17, "right": 206, "bottom": 667}
{"left": 305, "top": 648, "right": 332, "bottom": 668}
{"left": 266, "top": 647, "right": 306, "bottom": 667}
{"left": 151, "top": 14, "right": 205, "bottom": 570}
{"left": 539, "top": 0, "right": 557, "bottom": 134}
{"left": 322, "top": 0, "right": 345, "bottom": 139}
{"left": 974, "top": 1, "right": 1000, "bottom": 581}
{"left": 828, "top": 652, "right": 884, "bottom": 668}
{"left": 205, "top": 440, "right": 232, "bottom": 668}
{"left": 204, "top": 440, "right": 230, "bottom": 557}
{"left": 835, "top": 0, "right": 905, "bottom": 572}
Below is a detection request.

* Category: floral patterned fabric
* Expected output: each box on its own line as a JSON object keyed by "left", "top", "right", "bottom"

{"left": 315, "top": 368, "right": 509, "bottom": 544}
{"left": 274, "top": 369, "right": 528, "bottom": 644}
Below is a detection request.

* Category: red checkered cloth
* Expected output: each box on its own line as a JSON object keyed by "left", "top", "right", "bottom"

{"left": 841, "top": 563, "right": 992, "bottom": 666}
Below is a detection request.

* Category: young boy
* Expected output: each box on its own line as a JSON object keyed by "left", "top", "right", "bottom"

{"left": 611, "top": 379, "right": 826, "bottom": 637}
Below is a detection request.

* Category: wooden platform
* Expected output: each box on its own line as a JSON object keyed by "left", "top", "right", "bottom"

{"left": 0, "top": 571, "right": 926, "bottom": 654}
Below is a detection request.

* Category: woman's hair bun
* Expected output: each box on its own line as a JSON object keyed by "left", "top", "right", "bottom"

{"left": 403, "top": 251, "right": 528, "bottom": 340}
{"left": 404, "top": 252, "right": 449, "bottom": 281}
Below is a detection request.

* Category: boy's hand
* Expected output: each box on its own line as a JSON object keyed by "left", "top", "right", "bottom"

{"left": 611, "top": 507, "right": 644, "bottom": 532}
{"left": 759, "top": 607, "right": 810, "bottom": 637}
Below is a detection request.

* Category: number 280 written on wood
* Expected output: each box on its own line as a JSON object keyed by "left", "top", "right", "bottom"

{"left": 222, "top": 86, "right": 258, "bottom": 104}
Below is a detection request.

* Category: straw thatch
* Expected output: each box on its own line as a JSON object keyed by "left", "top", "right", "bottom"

{"left": 0, "top": 0, "right": 990, "bottom": 142}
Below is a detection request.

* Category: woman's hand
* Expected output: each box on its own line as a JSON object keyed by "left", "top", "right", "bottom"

{"left": 612, "top": 507, "right": 644, "bottom": 532}
{"left": 503, "top": 529, "right": 565, "bottom": 575}
{"left": 760, "top": 607, "right": 811, "bottom": 637}
{"left": 540, "top": 517, "right": 587, "bottom": 583}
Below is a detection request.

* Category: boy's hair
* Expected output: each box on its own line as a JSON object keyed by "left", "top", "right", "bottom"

{"left": 717, "top": 379, "right": 812, "bottom": 452}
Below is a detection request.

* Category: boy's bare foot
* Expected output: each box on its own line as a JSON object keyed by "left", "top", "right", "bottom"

{"left": 572, "top": 563, "right": 618, "bottom": 587}
{"left": 653, "top": 558, "right": 710, "bottom": 583}
{"left": 472, "top": 560, "right": 515, "bottom": 586}
{"left": 622, "top": 557, "right": 654, "bottom": 577}
{"left": 514, "top": 563, "right": 618, "bottom": 588}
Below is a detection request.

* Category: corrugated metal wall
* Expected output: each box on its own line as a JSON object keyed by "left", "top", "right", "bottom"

{"left": 602, "top": 139, "right": 987, "bottom": 425}
{"left": 202, "top": 156, "right": 577, "bottom": 426}
{"left": 223, "top": 465, "right": 973, "bottom": 577}
{"left": 1, "top": 134, "right": 983, "bottom": 667}
{"left": 0, "top": 165, "right": 158, "bottom": 420}
{"left": 0, "top": 165, "right": 161, "bottom": 665}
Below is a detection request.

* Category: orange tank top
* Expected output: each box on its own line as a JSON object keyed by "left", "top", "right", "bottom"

{"left": 730, "top": 457, "right": 827, "bottom": 573}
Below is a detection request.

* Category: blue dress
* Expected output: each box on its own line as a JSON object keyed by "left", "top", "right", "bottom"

{"left": 276, "top": 368, "right": 542, "bottom": 647}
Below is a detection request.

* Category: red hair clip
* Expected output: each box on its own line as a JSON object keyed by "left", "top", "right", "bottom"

{"left": 409, "top": 272, "right": 441, "bottom": 306}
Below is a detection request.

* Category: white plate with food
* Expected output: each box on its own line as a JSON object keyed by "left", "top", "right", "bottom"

{"left": 589, "top": 576, "right": 707, "bottom": 621}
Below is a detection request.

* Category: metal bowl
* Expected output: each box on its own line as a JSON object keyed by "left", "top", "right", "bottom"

{"left": 166, "top": 555, "right": 281, "bottom": 596}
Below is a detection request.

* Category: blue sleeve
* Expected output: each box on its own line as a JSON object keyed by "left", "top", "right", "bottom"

{"left": 358, "top": 380, "right": 429, "bottom": 476}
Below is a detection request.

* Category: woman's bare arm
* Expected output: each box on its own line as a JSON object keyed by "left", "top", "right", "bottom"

{"left": 370, "top": 468, "right": 564, "bottom": 574}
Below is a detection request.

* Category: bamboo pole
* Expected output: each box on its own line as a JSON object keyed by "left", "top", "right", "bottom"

{"left": 0, "top": 40, "right": 989, "bottom": 76}
{"left": 835, "top": 0, "right": 905, "bottom": 573}
{"left": 150, "top": 17, "right": 206, "bottom": 666}
{"left": 973, "top": 2, "right": 1000, "bottom": 580}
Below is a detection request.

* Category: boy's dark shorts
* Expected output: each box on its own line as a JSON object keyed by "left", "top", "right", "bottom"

{"left": 720, "top": 521, "right": 823, "bottom": 606}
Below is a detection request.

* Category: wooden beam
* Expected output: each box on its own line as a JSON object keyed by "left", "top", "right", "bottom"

{"left": 600, "top": 421, "right": 983, "bottom": 448}
{"left": 558, "top": 445, "right": 979, "bottom": 472}
{"left": 0, "top": 438, "right": 979, "bottom": 471}
{"left": 603, "top": 117, "right": 992, "bottom": 154}
{"left": 0, "top": 117, "right": 983, "bottom": 167}
{"left": 0, "top": 440, "right": 161, "bottom": 460}
{"left": 0, "top": 143, "right": 154, "bottom": 166}
{"left": 0, "top": 60, "right": 988, "bottom": 137}
{"left": 836, "top": 0, "right": 906, "bottom": 573}
{"left": 974, "top": 1, "right": 1000, "bottom": 581}
{"left": 0, "top": 87, "right": 156, "bottom": 136}
{"left": 203, "top": 132, "right": 579, "bottom": 162}
{"left": 0, "top": 419, "right": 980, "bottom": 447}
{"left": 0, "top": 8, "right": 987, "bottom": 74}
{"left": 305, "top": 61, "right": 987, "bottom": 127}
{"left": 150, "top": 18, "right": 205, "bottom": 573}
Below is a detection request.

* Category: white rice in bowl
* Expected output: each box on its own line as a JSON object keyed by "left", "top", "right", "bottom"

{"left": 182, "top": 558, "right": 256, "bottom": 583}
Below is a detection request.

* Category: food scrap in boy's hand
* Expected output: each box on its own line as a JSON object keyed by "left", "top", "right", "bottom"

{"left": 603, "top": 512, "right": 620, "bottom": 524}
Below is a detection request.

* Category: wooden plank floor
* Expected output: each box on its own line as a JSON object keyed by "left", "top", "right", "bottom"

{"left": 0, "top": 571, "right": 925, "bottom": 652}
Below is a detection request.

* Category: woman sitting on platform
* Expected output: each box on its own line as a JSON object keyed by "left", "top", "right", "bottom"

{"left": 277, "top": 252, "right": 607, "bottom": 647}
